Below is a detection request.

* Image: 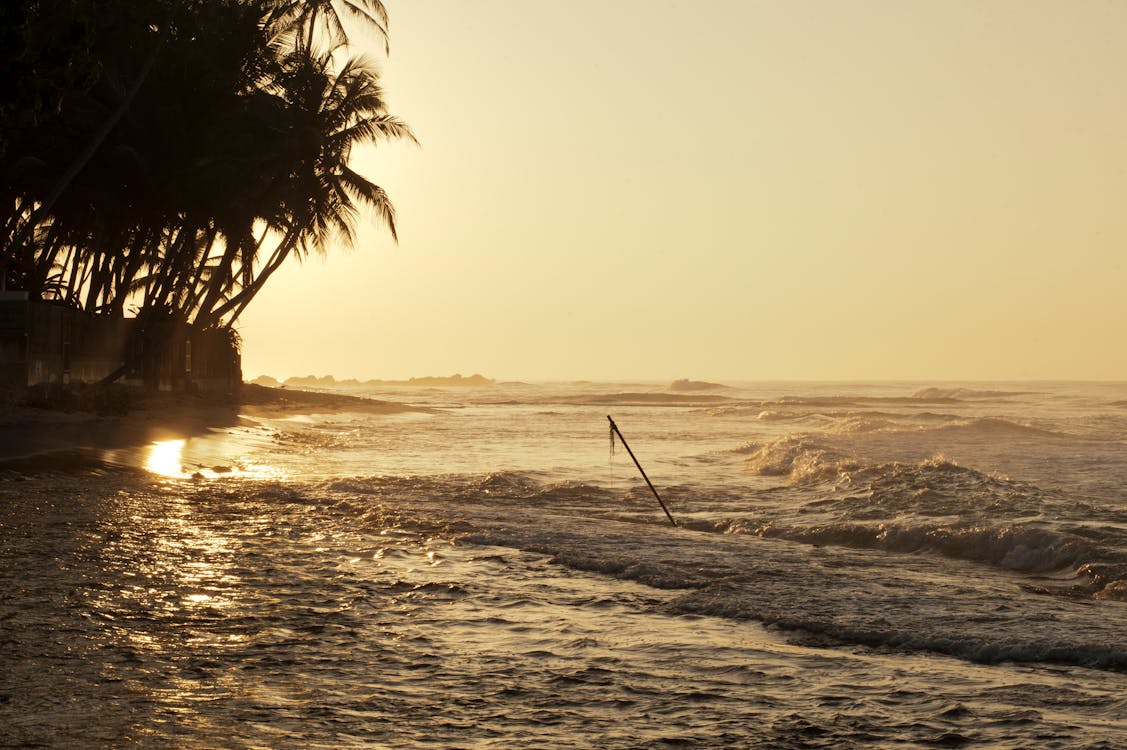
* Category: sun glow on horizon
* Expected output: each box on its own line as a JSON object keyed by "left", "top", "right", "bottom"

{"left": 238, "top": 0, "right": 1127, "bottom": 382}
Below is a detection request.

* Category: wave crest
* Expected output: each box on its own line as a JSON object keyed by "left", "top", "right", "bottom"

{"left": 763, "top": 521, "right": 1101, "bottom": 575}
{"left": 1094, "top": 579, "right": 1127, "bottom": 601}
{"left": 739, "top": 436, "right": 858, "bottom": 483}
{"left": 912, "top": 387, "right": 1033, "bottom": 400}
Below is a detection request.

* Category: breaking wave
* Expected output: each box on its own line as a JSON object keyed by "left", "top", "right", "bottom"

{"left": 672, "top": 583, "right": 1127, "bottom": 671}
{"left": 931, "top": 417, "right": 1075, "bottom": 440}
{"left": 911, "top": 387, "right": 1035, "bottom": 400}
{"left": 453, "top": 482, "right": 1127, "bottom": 671}
{"left": 767, "top": 520, "right": 1117, "bottom": 577}
{"left": 666, "top": 379, "right": 729, "bottom": 392}
{"left": 737, "top": 435, "right": 859, "bottom": 483}
{"left": 828, "top": 415, "right": 1071, "bottom": 439}
{"left": 556, "top": 392, "right": 734, "bottom": 406}
{"left": 773, "top": 394, "right": 962, "bottom": 406}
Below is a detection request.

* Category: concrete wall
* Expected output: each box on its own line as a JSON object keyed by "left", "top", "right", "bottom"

{"left": 0, "top": 293, "right": 28, "bottom": 390}
{"left": 0, "top": 297, "right": 240, "bottom": 396}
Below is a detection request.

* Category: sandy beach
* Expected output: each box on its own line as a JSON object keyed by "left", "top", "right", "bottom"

{"left": 0, "top": 383, "right": 431, "bottom": 462}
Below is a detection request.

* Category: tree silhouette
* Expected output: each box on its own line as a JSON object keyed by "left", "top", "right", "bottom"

{"left": 0, "top": 0, "right": 411, "bottom": 386}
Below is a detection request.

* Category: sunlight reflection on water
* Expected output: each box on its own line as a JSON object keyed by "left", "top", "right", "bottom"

{"left": 138, "top": 435, "right": 286, "bottom": 480}
{"left": 145, "top": 439, "right": 186, "bottom": 477}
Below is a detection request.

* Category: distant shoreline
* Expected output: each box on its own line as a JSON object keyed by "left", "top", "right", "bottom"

{"left": 253, "top": 373, "right": 494, "bottom": 389}
{"left": 238, "top": 383, "right": 435, "bottom": 418}
{"left": 0, "top": 384, "right": 433, "bottom": 462}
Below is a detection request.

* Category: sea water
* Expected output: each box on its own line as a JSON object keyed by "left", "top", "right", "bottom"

{"left": 2, "top": 380, "right": 1126, "bottom": 748}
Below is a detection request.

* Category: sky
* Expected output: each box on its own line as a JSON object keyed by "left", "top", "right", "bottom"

{"left": 238, "top": 0, "right": 1127, "bottom": 382}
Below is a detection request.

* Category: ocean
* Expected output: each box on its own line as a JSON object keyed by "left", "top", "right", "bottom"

{"left": 2, "top": 380, "right": 1126, "bottom": 748}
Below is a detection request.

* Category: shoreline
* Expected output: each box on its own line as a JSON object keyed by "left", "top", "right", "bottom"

{"left": 0, "top": 383, "right": 433, "bottom": 462}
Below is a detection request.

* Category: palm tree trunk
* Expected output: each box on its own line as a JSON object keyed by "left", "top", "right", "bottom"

{"left": 108, "top": 227, "right": 154, "bottom": 315}
{"left": 182, "top": 221, "right": 220, "bottom": 315}
{"left": 201, "top": 222, "right": 303, "bottom": 327}
{"left": 27, "top": 221, "right": 66, "bottom": 297}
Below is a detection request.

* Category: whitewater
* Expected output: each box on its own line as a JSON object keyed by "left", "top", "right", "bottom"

{"left": 2, "top": 380, "right": 1126, "bottom": 748}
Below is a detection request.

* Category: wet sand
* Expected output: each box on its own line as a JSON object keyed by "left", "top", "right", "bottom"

{"left": 0, "top": 383, "right": 431, "bottom": 461}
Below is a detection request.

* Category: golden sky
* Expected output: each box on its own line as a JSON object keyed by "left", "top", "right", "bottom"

{"left": 239, "top": 0, "right": 1127, "bottom": 382}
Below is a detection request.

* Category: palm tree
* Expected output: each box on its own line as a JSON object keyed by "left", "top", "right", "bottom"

{"left": 3, "top": 0, "right": 413, "bottom": 388}
{"left": 198, "top": 46, "right": 414, "bottom": 328}
{"left": 267, "top": 0, "right": 390, "bottom": 54}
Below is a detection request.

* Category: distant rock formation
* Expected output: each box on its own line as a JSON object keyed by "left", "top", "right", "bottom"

{"left": 249, "top": 375, "right": 281, "bottom": 388}
{"left": 283, "top": 375, "right": 338, "bottom": 388}
{"left": 385, "top": 373, "right": 494, "bottom": 387}
{"left": 278, "top": 373, "right": 495, "bottom": 388}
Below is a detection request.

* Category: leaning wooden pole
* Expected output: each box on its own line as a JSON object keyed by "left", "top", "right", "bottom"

{"left": 607, "top": 415, "right": 677, "bottom": 527}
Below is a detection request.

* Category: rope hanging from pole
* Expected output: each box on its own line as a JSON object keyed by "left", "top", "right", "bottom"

{"left": 607, "top": 415, "right": 678, "bottom": 527}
